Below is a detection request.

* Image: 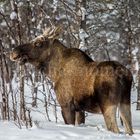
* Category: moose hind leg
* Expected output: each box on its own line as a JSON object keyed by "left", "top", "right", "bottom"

{"left": 119, "top": 104, "right": 134, "bottom": 135}
{"left": 102, "top": 105, "right": 120, "bottom": 133}
{"left": 75, "top": 111, "right": 85, "bottom": 125}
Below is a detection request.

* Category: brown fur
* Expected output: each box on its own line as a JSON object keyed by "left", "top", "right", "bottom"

{"left": 10, "top": 36, "right": 134, "bottom": 135}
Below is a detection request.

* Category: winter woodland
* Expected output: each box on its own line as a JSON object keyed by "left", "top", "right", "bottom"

{"left": 0, "top": 0, "right": 140, "bottom": 140}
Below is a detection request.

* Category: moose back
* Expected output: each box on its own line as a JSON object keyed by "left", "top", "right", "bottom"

{"left": 10, "top": 27, "right": 133, "bottom": 135}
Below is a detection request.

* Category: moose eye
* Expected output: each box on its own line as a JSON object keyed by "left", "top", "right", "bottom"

{"left": 34, "top": 42, "right": 42, "bottom": 48}
{"left": 11, "top": 53, "right": 20, "bottom": 60}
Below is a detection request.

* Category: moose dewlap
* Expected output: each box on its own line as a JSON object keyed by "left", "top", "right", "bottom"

{"left": 10, "top": 27, "right": 134, "bottom": 135}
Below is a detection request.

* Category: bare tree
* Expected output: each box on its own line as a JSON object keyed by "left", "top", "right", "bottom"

{"left": 0, "top": 40, "right": 8, "bottom": 120}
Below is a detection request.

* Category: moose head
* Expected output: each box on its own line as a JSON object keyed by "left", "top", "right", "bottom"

{"left": 10, "top": 27, "right": 62, "bottom": 66}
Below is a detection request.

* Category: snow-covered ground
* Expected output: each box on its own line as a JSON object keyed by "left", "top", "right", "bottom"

{"left": 0, "top": 120, "right": 139, "bottom": 140}
{"left": 0, "top": 90, "right": 140, "bottom": 140}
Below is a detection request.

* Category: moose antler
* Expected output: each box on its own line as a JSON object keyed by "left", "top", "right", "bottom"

{"left": 43, "top": 26, "right": 62, "bottom": 39}
{"left": 31, "top": 26, "right": 62, "bottom": 44}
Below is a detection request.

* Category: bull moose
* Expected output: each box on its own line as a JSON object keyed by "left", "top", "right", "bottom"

{"left": 10, "top": 27, "right": 134, "bottom": 135}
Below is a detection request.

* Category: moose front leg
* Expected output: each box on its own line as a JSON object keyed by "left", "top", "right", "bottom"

{"left": 61, "top": 104, "right": 76, "bottom": 125}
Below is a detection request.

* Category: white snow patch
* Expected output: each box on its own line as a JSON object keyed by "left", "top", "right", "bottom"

{"left": 0, "top": 6, "right": 4, "bottom": 13}
{"left": 138, "top": 24, "right": 140, "bottom": 28}
{"left": 46, "top": 15, "right": 50, "bottom": 19}
{"left": 18, "top": 2, "right": 24, "bottom": 7}
{"left": 135, "top": 61, "right": 139, "bottom": 72}
{"left": 107, "top": 4, "right": 114, "bottom": 9}
{"left": 11, "top": 39, "right": 16, "bottom": 45}
{"left": 111, "top": 10, "right": 118, "bottom": 16}
{"left": 79, "top": 28, "right": 88, "bottom": 49}
{"left": 0, "top": 110, "right": 140, "bottom": 140}
{"left": 107, "top": 38, "right": 111, "bottom": 43}
{"left": 87, "top": 14, "right": 94, "bottom": 20}
{"left": 96, "top": 30, "right": 106, "bottom": 37}
{"left": 101, "top": 14, "right": 109, "bottom": 21}
{"left": 79, "top": 29, "right": 89, "bottom": 40}
{"left": 125, "top": 28, "right": 129, "bottom": 32}
{"left": 31, "top": 17, "right": 35, "bottom": 22}
{"left": 132, "top": 47, "right": 139, "bottom": 55}
{"left": 53, "top": 0, "right": 58, "bottom": 13}
{"left": 10, "top": 11, "right": 17, "bottom": 20}
{"left": 106, "top": 32, "right": 120, "bottom": 41}
{"left": 1, "top": 21, "right": 7, "bottom": 27}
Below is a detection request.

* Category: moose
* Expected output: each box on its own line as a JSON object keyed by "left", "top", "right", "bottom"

{"left": 10, "top": 27, "right": 134, "bottom": 135}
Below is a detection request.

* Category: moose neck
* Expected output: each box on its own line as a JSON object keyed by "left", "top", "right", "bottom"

{"left": 43, "top": 39, "right": 66, "bottom": 82}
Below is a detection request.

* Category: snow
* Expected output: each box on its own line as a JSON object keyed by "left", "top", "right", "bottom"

{"left": 10, "top": 11, "right": 17, "bottom": 20}
{"left": 0, "top": 6, "right": 4, "bottom": 13}
{"left": 135, "top": 61, "right": 139, "bottom": 72}
{"left": 0, "top": 90, "right": 140, "bottom": 140}
{"left": 107, "top": 4, "right": 114, "bottom": 10}
{"left": 11, "top": 39, "right": 16, "bottom": 45}
{"left": 31, "top": 17, "right": 35, "bottom": 22}
{"left": 0, "top": 119, "right": 139, "bottom": 140}
{"left": 1, "top": 21, "right": 7, "bottom": 27}
{"left": 53, "top": 0, "right": 58, "bottom": 13}
{"left": 18, "top": 2, "right": 24, "bottom": 7}
{"left": 87, "top": 14, "right": 94, "bottom": 20}
{"left": 132, "top": 47, "right": 139, "bottom": 55}
{"left": 106, "top": 32, "right": 120, "bottom": 41}
{"left": 79, "top": 28, "right": 88, "bottom": 49}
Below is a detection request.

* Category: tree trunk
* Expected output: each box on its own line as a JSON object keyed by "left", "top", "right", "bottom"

{"left": 19, "top": 65, "right": 26, "bottom": 121}
{"left": 75, "top": 0, "right": 87, "bottom": 48}
{"left": 137, "top": 63, "right": 140, "bottom": 110}
{"left": 31, "top": 68, "right": 38, "bottom": 107}
{"left": 0, "top": 45, "right": 7, "bottom": 120}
